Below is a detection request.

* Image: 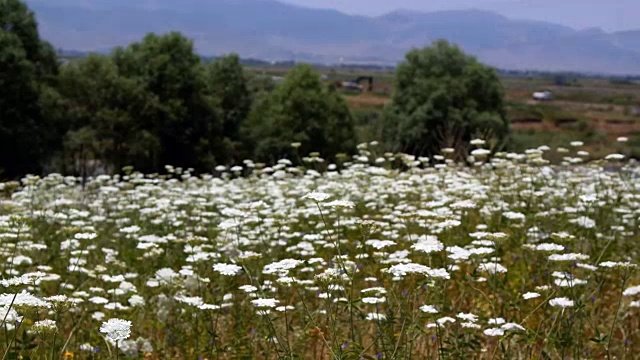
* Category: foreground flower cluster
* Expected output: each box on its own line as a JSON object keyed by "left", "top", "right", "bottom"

{"left": 0, "top": 142, "right": 639, "bottom": 359}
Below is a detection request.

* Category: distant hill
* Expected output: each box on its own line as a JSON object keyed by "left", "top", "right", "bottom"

{"left": 25, "top": 0, "right": 640, "bottom": 75}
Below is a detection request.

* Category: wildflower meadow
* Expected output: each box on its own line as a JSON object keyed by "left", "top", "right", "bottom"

{"left": 0, "top": 140, "right": 639, "bottom": 359}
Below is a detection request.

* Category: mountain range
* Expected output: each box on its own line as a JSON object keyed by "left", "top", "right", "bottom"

{"left": 25, "top": 0, "right": 640, "bottom": 75}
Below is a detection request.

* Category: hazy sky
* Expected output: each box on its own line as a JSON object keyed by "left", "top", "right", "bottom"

{"left": 278, "top": 0, "right": 637, "bottom": 32}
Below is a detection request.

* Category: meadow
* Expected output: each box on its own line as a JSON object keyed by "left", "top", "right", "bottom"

{"left": 0, "top": 141, "right": 639, "bottom": 359}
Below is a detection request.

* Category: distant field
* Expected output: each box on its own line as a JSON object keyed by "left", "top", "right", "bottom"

{"left": 247, "top": 66, "right": 640, "bottom": 158}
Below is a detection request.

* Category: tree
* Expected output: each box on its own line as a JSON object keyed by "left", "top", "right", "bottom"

{"left": 0, "top": 0, "right": 59, "bottom": 178}
{"left": 206, "top": 54, "right": 251, "bottom": 161}
{"left": 243, "top": 64, "right": 355, "bottom": 163}
{"left": 383, "top": 40, "right": 509, "bottom": 157}
{"left": 58, "top": 54, "right": 153, "bottom": 173}
{"left": 112, "top": 32, "right": 225, "bottom": 172}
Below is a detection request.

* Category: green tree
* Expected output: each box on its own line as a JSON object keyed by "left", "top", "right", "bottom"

{"left": 112, "top": 32, "right": 225, "bottom": 171}
{"left": 243, "top": 64, "right": 355, "bottom": 163}
{"left": 383, "top": 40, "right": 509, "bottom": 157}
{"left": 0, "top": 0, "right": 59, "bottom": 178}
{"left": 58, "top": 54, "right": 153, "bottom": 173}
{"left": 207, "top": 54, "right": 251, "bottom": 161}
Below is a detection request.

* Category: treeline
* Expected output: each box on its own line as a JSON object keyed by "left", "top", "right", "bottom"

{"left": 0, "top": 0, "right": 509, "bottom": 179}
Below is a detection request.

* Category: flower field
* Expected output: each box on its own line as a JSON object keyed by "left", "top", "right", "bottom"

{"left": 1, "top": 142, "right": 639, "bottom": 359}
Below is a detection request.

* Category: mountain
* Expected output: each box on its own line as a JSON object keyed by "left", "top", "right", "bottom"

{"left": 25, "top": 0, "right": 640, "bottom": 74}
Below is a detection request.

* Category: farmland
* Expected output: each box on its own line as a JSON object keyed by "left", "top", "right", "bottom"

{"left": 248, "top": 65, "right": 640, "bottom": 160}
{"left": 0, "top": 145, "right": 639, "bottom": 359}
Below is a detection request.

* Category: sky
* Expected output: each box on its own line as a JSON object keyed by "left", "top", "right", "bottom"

{"left": 278, "top": 0, "right": 638, "bottom": 32}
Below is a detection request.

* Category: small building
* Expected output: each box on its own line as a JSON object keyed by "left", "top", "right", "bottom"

{"left": 533, "top": 91, "right": 553, "bottom": 101}
{"left": 341, "top": 81, "right": 363, "bottom": 91}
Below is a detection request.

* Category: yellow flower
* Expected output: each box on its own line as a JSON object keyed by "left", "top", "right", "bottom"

{"left": 63, "top": 352, "right": 74, "bottom": 359}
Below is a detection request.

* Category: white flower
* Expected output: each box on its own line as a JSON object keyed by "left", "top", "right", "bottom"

{"left": 471, "top": 148, "right": 491, "bottom": 157}
{"left": 174, "top": 295, "right": 204, "bottom": 307}
{"left": 447, "top": 246, "right": 471, "bottom": 260}
{"left": 420, "top": 305, "right": 439, "bottom": 314}
{"left": 361, "top": 287, "right": 387, "bottom": 295}
{"left": 89, "top": 296, "right": 109, "bottom": 304}
{"left": 576, "top": 263, "right": 598, "bottom": 271}
{"left": 554, "top": 278, "right": 587, "bottom": 287}
{"left": 456, "top": 313, "right": 478, "bottom": 322}
{"left": 275, "top": 305, "right": 295, "bottom": 312}
{"left": 549, "top": 297, "right": 574, "bottom": 308}
{"left": 461, "top": 322, "right": 481, "bottom": 329}
{"left": 365, "top": 239, "right": 396, "bottom": 249}
{"left": 0, "top": 291, "right": 51, "bottom": 308}
{"left": 251, "top": 298, "right": 279, "bottom": 308}
{"left": 302, "top": 191, "right": 331, "bottom": 202}
{"left": 599, "top": 261, "right": 636, "bottom": 269}
{"left": 503, "top": 211, "right": 525, "bottom": 221}
{"left": 385, "top": 263, "right": 450, "bottom": 279}
{"left": 263, "top": 259, "right": 304, "bottom": 275}
{"left": 534, "top": 243, "right": 565, "bottom": 252}
{"left": 0, "top": 306, "right": 22, "bottom": 324}
{"left": 484, "top": 328, "right": 505, "bottom": 337}
{"left": 436, "top": 316, "right": 456, "bottom": 325}
{"left": 128, "top": 295, "right": 145, "bottom": 307}
{"left": 604, "top": 153, "right": 624, "bottom": 161}
{"left": 366, "top": 312, "right": 386, "bottom": 321}
{"left": 623, "top": 285, "right": 640, "bottom": 297}
{"left": 99, "top": 318, "right": 132, "bottom": 342}
{"left": 478, "top": 262, "right": 507, "bottom": 274}
{"left": 199, "top": 304, "right": 221, "bottom": 310}
{"left": 324, "top": 200, "right": 355, "bottom": 208}
{"left": 32, "top": 319, "right": 57, "bottom": 333}
{"left": 1, "top": 272, "right": 47, "bottom": 287}
{"left": 239, "top": 285, "right": 258, "bottom": 293}
{"left": 523, "top": 292, "right": 540, "bottom": 300}
{"left": 501, "top": 323, "right": 525, "bottom": 331}
{"left": 362, "top": 297, "right": 386, "bottom": 304}
{"left": 549, "top": 253, "right": 589, "bottom": 262}
{"left": 411, "top": 238, "right": 444, "bottom": 254}
{"left": 213, "top": 263, "right": 243, "bottom": 276}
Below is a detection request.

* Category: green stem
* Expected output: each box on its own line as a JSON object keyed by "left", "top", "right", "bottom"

{"left": 606, "top": 275, "right": 628, "bottom": 359}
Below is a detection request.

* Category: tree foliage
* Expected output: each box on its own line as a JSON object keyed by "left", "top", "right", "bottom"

{"left": 112, "top": 32, "right": 225, "bottom": 171}
{"left": 243, "top": 64, "right": 355, "bottom": 163}
{"left": 0, "top": 0, "right": 59, "bottom": 177}
{"left": 383, "top": 40, "right": 509, "bottom": 157}
{"left": 206, "top": 54, "right": 251, "bottom": 162}
{"left": 58, "top": 54, "right": 150, "bottom": 173}
{"left": 1, "top": 0, "right": 518, "bottom": 179}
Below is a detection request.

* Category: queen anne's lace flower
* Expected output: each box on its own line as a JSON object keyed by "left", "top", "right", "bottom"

{"left": 100, "top": 318, "right": 132, "bottom": 342}
{"left": 212, "top": 263, "right": 243, "bottom": 276}
{"left": 549, "top": 297, "right": 574, "bottom": 308}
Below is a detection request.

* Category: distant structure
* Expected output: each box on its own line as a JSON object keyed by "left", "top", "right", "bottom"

{"left": 354, "top": 76, "right": 374, "bottom": 91}
{"left": 339, "top": 81, "right": 363, "bottom": 91}
{"left": 533, "top": 91, "right": 553, "bottom": 101}
{"left": 333, "top": 76, "right": 374, "bottom": 92}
